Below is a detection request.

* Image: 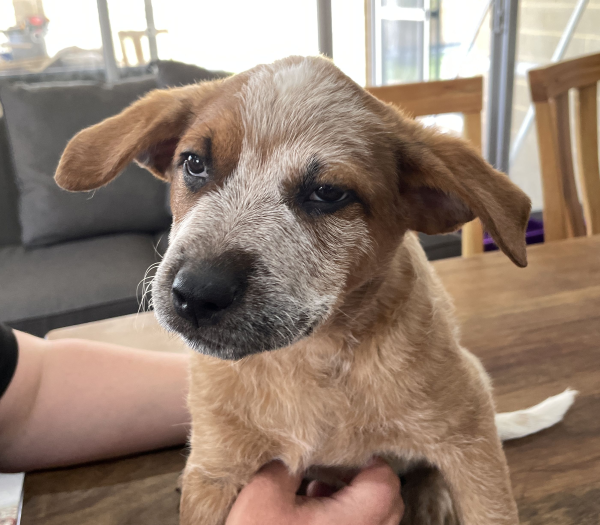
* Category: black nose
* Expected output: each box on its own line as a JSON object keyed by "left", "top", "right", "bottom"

{"left": 172, "top": 255, "right": 250, "bottom": 327}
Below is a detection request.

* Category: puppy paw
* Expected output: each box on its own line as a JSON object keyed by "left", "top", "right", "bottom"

{"left": 400, "top": 465, "right": 459, "bottom": 525}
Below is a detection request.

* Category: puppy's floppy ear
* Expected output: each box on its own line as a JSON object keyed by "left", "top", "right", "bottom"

{"left": 55, "top": 83, "right": 216, "bottom": 191}
{"left": 395, "top": 119, "right": 531, "bottom": 267}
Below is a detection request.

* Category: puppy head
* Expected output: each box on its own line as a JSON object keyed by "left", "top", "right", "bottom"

{"left": 56, "top": 56, "right": 530, "bottom": 359}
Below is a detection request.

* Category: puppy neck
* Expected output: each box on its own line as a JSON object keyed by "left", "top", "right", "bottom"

{"left": 300, "top": 232, "right": 457, "bottom": 368}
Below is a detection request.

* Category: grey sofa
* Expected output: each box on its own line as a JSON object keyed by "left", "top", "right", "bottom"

{"left": 0, "top": 60, "right": 460, "bottom": 338}
{"left": 0, "top": 61, "right": 228, "bottom": 336}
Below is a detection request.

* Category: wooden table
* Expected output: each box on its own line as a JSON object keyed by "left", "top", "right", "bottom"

{"left": 21, "top": 236, "right": 600, "bottom": 525}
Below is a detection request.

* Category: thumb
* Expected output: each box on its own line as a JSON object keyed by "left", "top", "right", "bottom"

{"left": 226, "top": 461, "right": 304, "bottom": 524}
{"left": 250, "top": 461, "right": 304, "bottom": 502}
{"left": 332, "top": 458, "right": 403, "bottom": 520}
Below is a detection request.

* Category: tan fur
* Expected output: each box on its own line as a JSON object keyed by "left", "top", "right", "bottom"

{"left": 55, "top": 56, "right": 534, "bottom": 524}
{"left": 180, "top": 234, "right": 516, "bottom": 524}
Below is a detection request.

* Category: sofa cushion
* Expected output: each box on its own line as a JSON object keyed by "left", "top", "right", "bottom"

{"left": 0, "top": 76, "right": 171, "bottom": 247}
{"left": 0, "top": 233, "right": 160, "bottom": 336}
{"left": 0, "top": 116, "right": 21, "bottom": 246}
{"left": 418, "top": 232, "right": 461, "bottom": 261}
{"left": 155, "top": 60, "right": 230, "bottom": 88}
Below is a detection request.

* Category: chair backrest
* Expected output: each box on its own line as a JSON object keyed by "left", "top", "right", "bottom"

{"left": 366, "top": 76, "right": 485, "bottom": 257}
{"left": 528, "top": 52, "right": 600, "bottom": 242}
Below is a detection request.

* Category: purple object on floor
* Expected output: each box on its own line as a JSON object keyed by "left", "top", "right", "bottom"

{"left": 481, "top": 217, "right": 545, "bottom": 252}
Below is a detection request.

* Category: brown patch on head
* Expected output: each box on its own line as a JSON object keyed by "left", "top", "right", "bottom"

{"left": 55, "top": 84, "right": 210, "bottom": 190}
{"left": 55, "top": 55, "right": 531, "bottom": 359}
{"left": 352, "top": 86, "right": 531, "bottom": 268}
{"left": 168, "top": 78, "right": 247, "bottom": 221}
{"left": 389, "top": 117, "right": 531, "bottom": 267}
{"left": 54, "top": 72, "right": 249, "bottom": 194}
{"left": 54, "top": 70, "right": 253, "bottom": 230}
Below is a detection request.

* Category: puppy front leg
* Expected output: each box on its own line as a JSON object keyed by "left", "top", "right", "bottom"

{"left": 180, "top": 461, "right": 259, "bottom": 525}
{"left": 430, "top": 435, "right": 519, "bottom": 525}
{"left": 179, "top": 423, "right": 279, "bottom": 525}
{"left": 180, "top": 465, "right": 236, "bottom": 525}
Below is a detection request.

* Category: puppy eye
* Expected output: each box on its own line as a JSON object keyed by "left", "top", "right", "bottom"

{"left": 183, "top": 153, "right": 207, "bottom": 178}
{"left": 298, "top": 184, "right": 356, "bottom": 216}
{"left": 309, "top": 185, "right": 348, "bottom": 203}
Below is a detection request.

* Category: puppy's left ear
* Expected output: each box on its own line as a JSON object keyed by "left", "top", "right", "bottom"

{"left": 55, "top": 83, "right": 217, "bottom": 191}
{"left": 395, "top": 120, "right": 531, "bottom": 267}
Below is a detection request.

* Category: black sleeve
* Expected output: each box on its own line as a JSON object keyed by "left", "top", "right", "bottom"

{"left": 0, "top": 323, "right": 18, "bottom": 399}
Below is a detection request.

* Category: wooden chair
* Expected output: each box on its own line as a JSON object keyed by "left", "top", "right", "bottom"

{"left": 528, "top": 52, "right": 600, "bottom": 242}
{"left": 118, "top": 30, "right": 167, "bottom": 66}
{"left": 366, "top": 77, "right": 485, "bottom": 257}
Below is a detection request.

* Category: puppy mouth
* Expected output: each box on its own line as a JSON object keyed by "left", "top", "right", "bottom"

{"left": 151, "top": 247, "right": 332, "bottom": 360}
{"left": 181, "top": 320, "right": 320, "bottom": 360}
{"left": 154, "top": 290, "right": 327, "bottom": 360}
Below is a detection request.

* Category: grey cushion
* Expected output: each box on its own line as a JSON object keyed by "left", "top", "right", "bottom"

{"left": 155, "top": 60, "right": 230, "bottom": 88}
{"left": 0, "top": 233, "right": 160, "bottom": 336}
{"left": 0, "top": 76, "right": 171, "bottom": 247}
{"left": 418, "top": 232, "right": 462, "bottom": 261}
{"left": 0, "top": 116, "right": 21, "bottom": 246}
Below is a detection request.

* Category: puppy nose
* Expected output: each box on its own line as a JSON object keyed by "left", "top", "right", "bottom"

{"left": 172, "top": 259, "right": 249, "bottom": 327}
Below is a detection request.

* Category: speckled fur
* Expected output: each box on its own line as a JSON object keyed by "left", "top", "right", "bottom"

{"left": 55, "top": 56, "right": 540, "bottom": 525}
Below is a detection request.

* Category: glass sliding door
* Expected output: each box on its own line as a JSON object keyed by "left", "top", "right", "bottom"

{"left": 370, "top": 0, "right": 431, "bottom": 85}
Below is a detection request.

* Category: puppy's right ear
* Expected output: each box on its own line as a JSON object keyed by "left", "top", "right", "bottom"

{"left": 55, "top": 84, "right": 216, "bottom": 191}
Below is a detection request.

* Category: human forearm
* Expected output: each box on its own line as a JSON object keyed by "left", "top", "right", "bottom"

{"left": 0, "top": 333, "right": 190, "bottom": 472}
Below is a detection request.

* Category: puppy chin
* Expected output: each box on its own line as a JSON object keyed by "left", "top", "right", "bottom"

{"left": 179, "top": 321, "right": 319, "bottom": 360}
{"left": 154, "top": 301, "right": 324, "bottom": 360}
{"left": 181, "top": 335, "right": 271, "bottom": 360}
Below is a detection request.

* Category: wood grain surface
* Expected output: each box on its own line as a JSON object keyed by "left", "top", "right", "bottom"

{"left": 366, "top": 76, "right": 483, "bottom": 117}
{"left": 552, "top": 92, "right": 587, "bottom": 237}
{"left": 461, "top": 111, "right": 485, "bottom": 257}
{"left": 22, "top": 236, "right": 600, "bottom": 525}
{"left": 46, "top": 311, "right": 188, "bottom": 354}
{"left": 574, "top": 82, "right": 600, "bottom": 236}
{"left": 528, "top": 52, "right": 600, "bottom": 103}
{"left": 528, "top": 53, "right": 600, "bottom": 244}
{"left": 533, "top": 100, "right": 569, "bottom": 242}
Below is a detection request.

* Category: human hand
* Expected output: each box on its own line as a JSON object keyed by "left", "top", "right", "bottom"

{"left": 226, "top": 458, "right": 404, "bottom": 525}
